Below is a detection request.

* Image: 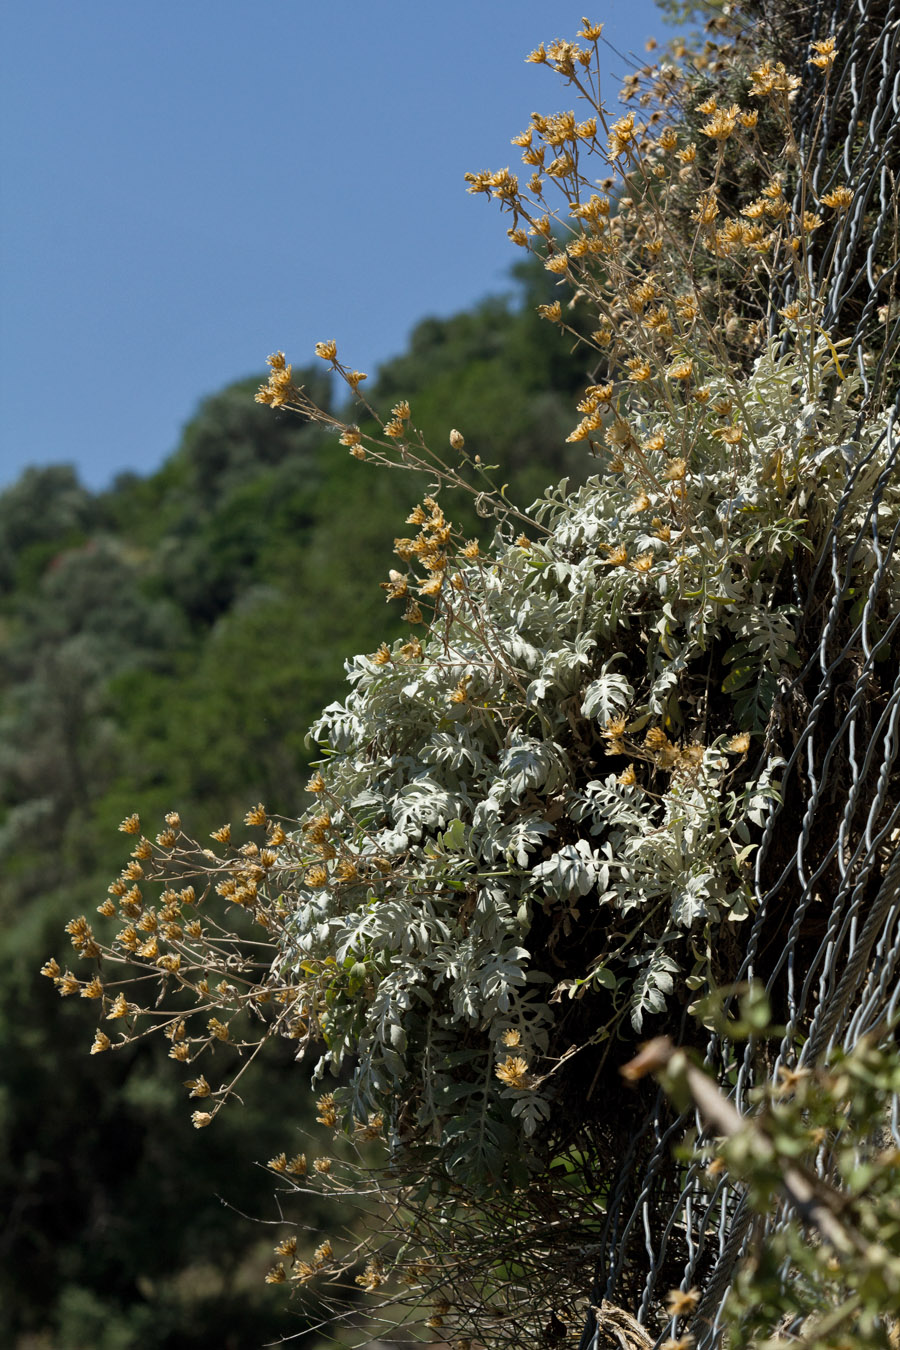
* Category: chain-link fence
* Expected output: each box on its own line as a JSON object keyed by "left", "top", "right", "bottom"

{"left": 582, "top": 1, "right": 900, "bottom": 1342}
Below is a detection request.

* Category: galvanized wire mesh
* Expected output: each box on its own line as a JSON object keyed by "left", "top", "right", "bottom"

{"left": 580, "top": 1, "right": 900, "bottom": 1343}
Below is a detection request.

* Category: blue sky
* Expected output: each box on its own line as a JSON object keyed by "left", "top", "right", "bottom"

{"left": 1, "top": 0, "right": 663, "bottom": 491}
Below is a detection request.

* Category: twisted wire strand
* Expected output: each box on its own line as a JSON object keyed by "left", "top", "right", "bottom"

{"left": 579, "top": 2, "right": 900, "bottom": 1339}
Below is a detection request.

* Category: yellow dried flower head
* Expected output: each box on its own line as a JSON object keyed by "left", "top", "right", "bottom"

{"left": 608, "top": 111, "right": 635, "bottom": 157}
{"left": 727, "top": 732, "right": 751, "bottom": 753}
{"left": 287, "top": 1153, "right": 308, "bottom": 1175}
{"left": 380, "top": 569, "right": 408, "bottom": 600}
{"left": 91, "top": 1030, "right": 111, "bottom": 1054}
{"left": 345, "top": 370, "right": 367, "bottom": 389}
{"left": 119, "top": 813, "right": 141, "bottom": 835}
{"left": 748, "top": 61, "right": 775, "bottom": 95}
{"left": 694, "top": 192, "right": 719, "bottom": 226}
{"left": 449, "top": 676, "right": 470, "bottom": 704}
{"left": 664, "top": 458, "right": 687, "bottom": 480}
{"left": 544, "top": 252, "right": 569, "bottom": 275}
{"left": 211, "top": 823, "right": 231, "bottom": 845}
{"left": 665, "top": 1288, "right": 700, "bottom": 1317}
{"left": 822, "top": 185, "right": 853, "bottom": 209}
{"left": 313, "top": 1157, "right": 333, "bottom": 1174}
{"left": 81, "top": 976, "right": 103, "bottom": 999}
{"left": 313, "top": 1239, "right": 334, "bottom": 1264}
{"left": 809, "top": 36, "right": 837, "bottom": 70}
{"left": 399, "top": 638, "right": 424, "bottom": 661}
{"left": 502, "top": 1028, "right": 523, "bottom": 1047}
{"left": 315, "top": 340, "right": 337, "bottom": 361}
{"left": 268, "top": 1152, "right": 288, "bottom": 1173}
{"left": 700, "top": 104, "right": 740, "bottom": 142}
{"left": 495, "top": 1055, "right": 531, "bottom": 1089}
{"left": 679, "top": 743, "right": 705, "bottom": 770}
{"left": 107, "top": 991, "right": 130, "bottom": 1019}
{"left": 267, "top": 351, "right": 286, "bottom": 371}
{"left": 316, "top": 1093, "right": 338, "bottom": 1127}
{"left": 116, "top": 926, "right": 138, "bottom": 951}
{"left": 618, "top": 764, "right": 637, "bottom": 786}
{"left": 578, "top": 19, "right": 604, "bottom": 40}
{"left": 355, "top": 1259, "right": 384, "bottom": 1291}
{"left": 668, "top": 357, "right": 694, "bottom": 382}
{"left": 418, "top": 573, "right": 445, "bottom": 598}
{"left": 372, "top": 642, "right": 392, "bottom": 666}
{"left": 208, "top": 1017, "right": 230, "bottom": 1042}
{"left": 714, "top": 424, "right": 745, "bottom": 445}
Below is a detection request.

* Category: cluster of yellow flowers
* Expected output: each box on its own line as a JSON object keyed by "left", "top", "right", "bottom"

{"left": 266, "top": 1234, "right": 334, "bottom": 1287}
{"left": 462, "top": 15, "right": 848, "bottom": 507}
{"left": 598, "top": 717, "right": 752, "bottom": 790}
{"left": 40, "top": 806, "right": 318, "bottom": 1130}
{"left": 255, "top": 350, "right": 294, "bottom": 407}
{"left": 385, "top": 494, "right": 458, "bottom": 607}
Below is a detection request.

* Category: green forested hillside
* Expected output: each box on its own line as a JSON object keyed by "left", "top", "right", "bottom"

{"left": 0, "top": 260, "right": 591, "bottom": 1348}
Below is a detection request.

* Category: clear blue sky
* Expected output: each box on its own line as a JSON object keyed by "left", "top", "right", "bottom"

{"left": 1, "top": 0, "right": 663, "bottom": 492}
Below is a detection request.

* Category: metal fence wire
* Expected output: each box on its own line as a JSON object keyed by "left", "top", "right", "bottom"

{"left": 580, "top": 0, "right": 900, "bottom": 1343}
